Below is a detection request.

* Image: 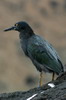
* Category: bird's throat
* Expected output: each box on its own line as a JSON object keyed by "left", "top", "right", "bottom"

{"left": 19, "top": 31, "right": 34, "bottom": 40}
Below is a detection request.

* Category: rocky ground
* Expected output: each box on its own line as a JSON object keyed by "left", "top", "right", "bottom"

{"left": 0, "top": 72, "right": 66, "bottom": 100}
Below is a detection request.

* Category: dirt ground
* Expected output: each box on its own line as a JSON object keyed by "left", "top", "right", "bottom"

{"left": 0, "top": 0, "right": 66, "bottom": 93}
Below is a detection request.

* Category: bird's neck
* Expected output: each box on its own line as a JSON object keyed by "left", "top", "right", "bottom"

{"left": 19, "top": 31, "right": 35, "bottom": 56}
{"left": 19, "top": 31, "right": 35, "bottom": 40}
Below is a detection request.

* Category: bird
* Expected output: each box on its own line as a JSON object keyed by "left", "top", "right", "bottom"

{"left": 4, "top": 21, "right": 64, "bottom": 86}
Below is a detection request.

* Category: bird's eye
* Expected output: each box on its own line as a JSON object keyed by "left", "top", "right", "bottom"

{"left": 15, "top": 23, "right": 18, "bottom": 27}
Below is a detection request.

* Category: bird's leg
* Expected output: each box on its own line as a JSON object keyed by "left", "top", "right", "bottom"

{"left": 52, "top": 72, "right": 55, "bottom": 81}
{"left": 39, "top": 71, "right": 43, "bottom": 86}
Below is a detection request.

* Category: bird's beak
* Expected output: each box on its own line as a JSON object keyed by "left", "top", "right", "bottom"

{"left": 4, "top": 26, "right": 16, "bottom": 32}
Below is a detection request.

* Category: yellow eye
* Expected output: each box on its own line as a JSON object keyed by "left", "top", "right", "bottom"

{"left": 15, "top": 23, "right": 18, "bottom": 27}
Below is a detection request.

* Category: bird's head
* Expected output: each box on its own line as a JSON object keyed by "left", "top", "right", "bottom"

{"left": 4, "top": 21, "right": 34, "bottom": 36}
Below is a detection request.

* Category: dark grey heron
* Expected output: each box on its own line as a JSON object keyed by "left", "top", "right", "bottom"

{"left": 4, "top": 21, "right": 64, "bottom": 86}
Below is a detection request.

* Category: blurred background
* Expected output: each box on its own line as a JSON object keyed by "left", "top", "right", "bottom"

{"left": 0, "top": 0, "right": 66, "bottom": 93}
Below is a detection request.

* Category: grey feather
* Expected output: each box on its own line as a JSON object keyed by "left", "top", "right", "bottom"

{"left": 27, "top": 35, "right": 64, "bottom": 74}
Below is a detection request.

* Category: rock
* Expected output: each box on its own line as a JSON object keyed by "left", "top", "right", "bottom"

{"left": 0, "top": 72, "right": 66, "bottom": 100}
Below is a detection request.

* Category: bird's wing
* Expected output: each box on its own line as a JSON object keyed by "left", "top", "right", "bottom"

{"left": 28, "top": 42, "right": 63, "bottom": 74}
{"left": 46, "top": 42, "right": 60, "bottom": 60}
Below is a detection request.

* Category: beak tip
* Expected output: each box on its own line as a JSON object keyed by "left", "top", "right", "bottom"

{"left": 3, "top": 29, "right": 6, "bottom": 32}
{"left": 3, "top": 26, "right": 15, "bottom": 32}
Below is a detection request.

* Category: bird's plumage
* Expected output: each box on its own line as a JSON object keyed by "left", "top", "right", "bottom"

{"left": 4, "top": 21, "right": 64, "bottom": 76}
{"left": 27, "top": 35, "right": 64, "bottom": 74}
